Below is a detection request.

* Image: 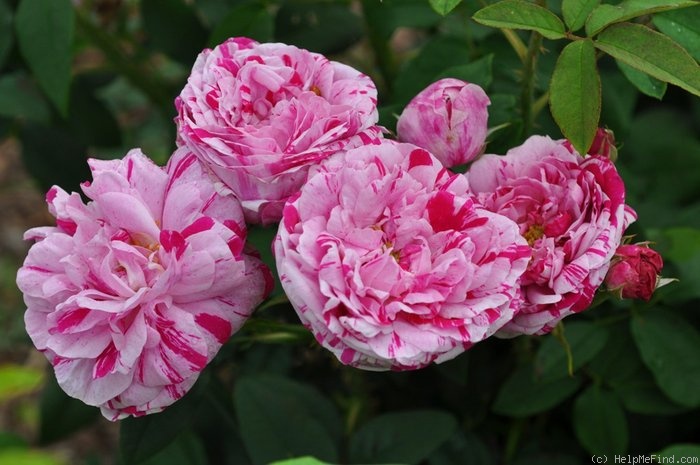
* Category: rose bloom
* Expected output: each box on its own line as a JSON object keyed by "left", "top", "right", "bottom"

{"left": 175, "top": 37, "right": 382, "bottom": 225}
{"left": 466, "top": 136, "right": 636, "bottom": 336}
{"left": 397, "top": 78, "right": 490, "bottom": 168}
{"left": 16, "top": 149, "right": 271, "bottom": 420}
{"left": 605, "top": 243, "right": 663, "bottom": 301}
{"left": 274, "top": 141, "right": 531, "bottom": 370}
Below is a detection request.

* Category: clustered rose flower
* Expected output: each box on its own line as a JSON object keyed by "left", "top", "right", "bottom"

{"left": 274, "top": 141, "right": 531, "bottom": 370}
{"left": 605, "top": 243, "right": 664, "bottom": 301}
{"left": 16, "top": 149, "right": 270, "bottom": 420}
{"left": 175, "top": 37, "right": 383, "bottom": 225}
{"left": 466, "top": 136, "right": 637, "bottom": 336}
{"left": 17, "top": 37, "right": 661, "bottom": 417}
{"left": 397, "top": 78, "right": 490, "bottom": 168}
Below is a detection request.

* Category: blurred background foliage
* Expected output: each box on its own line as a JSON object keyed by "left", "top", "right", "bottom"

{"left": 0, "top": 0, "right": 699, "bottom": 464}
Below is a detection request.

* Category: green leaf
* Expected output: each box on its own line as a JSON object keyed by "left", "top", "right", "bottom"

{"left": 0, "top": 449, "right": 65, "bottom": 465}
{"left": 656, "top": 444, "right": 700, "bottom": 460}
{"left": 275, "top": 2, "right": 362, "bottom": 55}
{"left": 349, "top": 410, "right": 457, "bottom": 465}
{"left": 654, "top": 6, "right": 700, "bottom": 62}
{"left": 120, "top": 377, "right": 207, "bottom": 464}
{"left": 595, "top": 23, "right": 700, "bottom": 97}
{"left": 0, "top": 0, "right": 13, "bottom": 69}
{"left": 613, "top": 370, "right": 689, "bottom": 415}
{"left": 138, "top": 432, "right": 208, "bottom": 465}
{"left": 472, "top": 0, "right": 567, "bottom": 40}
{"left": 653, "top": 228, "right": 700, "bottom": 298}
{"left": 235, "top": 374, "right": 341, "bottom": 465}
{"left": 429, "top": 0, "right": 463, "bottom": 16}
{"left": 209, "top": 3, "right": 274, "bottom": 46}
{"left": 493, "top": 365, "right": 583, "bottom": 417}
{"left": 15, "top": 0, "right": 74, "bottom": 115}
{"left": 435, "top": 54, "right": 494, "bottom": 90}
{"left": 562, "top": 0, "right": 600, "bottom": 32}
{"left": 39, "top": 374, "right": 99, "bottom": 445}
{"left": 0, "top": 72, "right": 51, "bottom": 123}
{"left": 535, "top": 321, "right": 609, "bottom": 382}
{"left": 616, "top": 60, "right": 667, "bottom": 100}
{"left": 141, "top": 0, "right": 208, "bottom": 66}
{"left": 0, "top": 364, "right": 44, "bottom": 402}
{"left": 631, "top": 311, "right": 700, "bottom": 407}
{"left": 585, "top": 0, "right": 697, "bottom": 36}
{"left": 588, "top": 324, "right": 643, "bottom": 386}
{"left": 549, "top": 39, "right": 601, "bottom": 155}
{"left": 427, "top": 432, "right": 493, "bottom": 465}
{"left": 573, "top": 386, "right": 628, "bottom": 455}
{"left": 269, "top": 458, "right": 333, "bottom": 465}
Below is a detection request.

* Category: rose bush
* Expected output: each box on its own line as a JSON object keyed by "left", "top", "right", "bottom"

{"left": 16, "top": 149, "right": 270, "bottom": 420}
{"left": 175, "top": 37, "right": 382, "bottom": 225}
{"left": 397, "top": 78, "right": 490, "bottom": 168}
{"left": 466, "top": 135, "right": 636, "bottom": 336}
{"left": 274, "top": 140, "right": 531, "bottom": 370}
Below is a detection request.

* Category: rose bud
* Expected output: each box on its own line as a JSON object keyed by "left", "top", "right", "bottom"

{"left": 563, "top": 127, "right": 618, "bottom": 161}
{"left": 605, "top": 243, "right": 664, "bottom": 300}
{"left": 397, "top": 78, "right": 490, "bottom": 168}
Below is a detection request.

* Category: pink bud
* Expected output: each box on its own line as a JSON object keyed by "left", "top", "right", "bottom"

{"left": 397, "top": 78, "right": 490, "bottom": 168}
{"left": 605, "top": 243, "right": 664, "bottom": 301}
{"left": 562, "top": 128, "right": 617, "bottom": 161}
{"left": 589, "top": 127, "right": 617, "bottom": 160}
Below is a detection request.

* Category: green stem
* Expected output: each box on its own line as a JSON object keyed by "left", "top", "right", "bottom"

{"left": 504, "top": 418, "right": 525, "bottom": 464}
{"left": 75, "top": 12, "right": 173, "bottom": 118}
{"left": 237, "top": 318, "right": 312, "bottom": 344}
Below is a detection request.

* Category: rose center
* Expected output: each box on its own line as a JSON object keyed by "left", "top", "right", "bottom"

{"left": 523, "top": 224, "right": 545, "bottom": 246}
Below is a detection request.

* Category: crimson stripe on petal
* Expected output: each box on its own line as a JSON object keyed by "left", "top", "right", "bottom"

{"left": 195, "top": 313, "right": 232, "bottom": 344}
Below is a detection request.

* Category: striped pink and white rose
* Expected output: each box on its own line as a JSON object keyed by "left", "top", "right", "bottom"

{"left": 16, "top": 149, "right": 271, "bottom": 420}
{"left": 466, "top": 135, "right": 636, "bottom": 336}
{"left": 175, "top": 37, "right": 383, "bottom": 225}
{"left": 274, "top": 141, "right": 531, "bottom": 370}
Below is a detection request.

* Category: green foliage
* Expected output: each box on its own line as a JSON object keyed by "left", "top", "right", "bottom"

{"left": 472, "top": 0, "right": 567, "bottom": 40}
{"left": 616, "top": 61, "right": 667, "bottom": 100}
{"left": 535, "top": 322, "right": 609, "bottom": 382}
{"left": 631, "top": 311, "right": 700, "bottom": 408}
{"left": 585, "top": 0, "right": 696, "bottom": 37}
{"left": 349, "top": 410, "right": 457, "bottom": 464}
{"left": 562, "top": 0, "right": 600, "bottom": 32}
{"left": 493, "top": 364, "right": 583, "bottom": 417}
{"left": 429, "top": 0, "right": 463, "bottom": 16}
{"left": 39, "top": 375, "right": 100, "bottom": 445}
{"left": 594, "top": 23, "right": 700, "bottom": 97}
{"left": 573, "top": 386, "right": 628, "bottom": 455}
{"left": 234, "top": 374, "right": 342, "bottom": 465}
{"left": 653, "top": 6, "right": 700, "bottom": 61}
{"left": 549, "top": 39, "right": 601, "bottom": 154}
{"left": 15, "top": 0, "right": 74, "bottom": 115}
{"left": 0, "top": 364, "right": 44, "bottom": 402}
